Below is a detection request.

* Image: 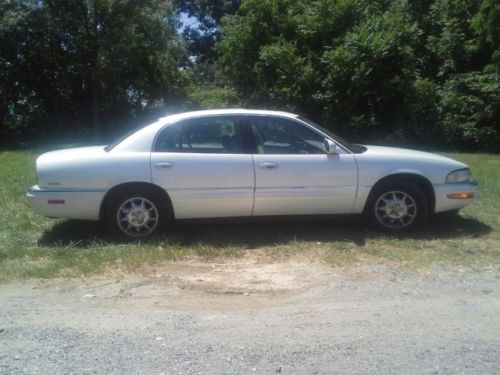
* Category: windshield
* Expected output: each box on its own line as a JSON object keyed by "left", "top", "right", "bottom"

{"left": 297, "top": 116, "right": 366, "bottom": 154}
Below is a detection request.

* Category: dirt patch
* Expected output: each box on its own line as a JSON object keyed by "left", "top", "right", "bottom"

{"left": 0, "top": 256, "right": 386, "bottom": 313}
{"left": 66, "top": 257, "right": 339, "bottom": 311}
{"left": 161, "top": 258, "right": 326, "bottom": 293}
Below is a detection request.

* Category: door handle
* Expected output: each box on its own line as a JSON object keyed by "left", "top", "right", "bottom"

{"left": 155, "top": 161, "right": 173, "bottom": 169}
{"left": 260, "top": 162, "right": 279, "bottom": 170}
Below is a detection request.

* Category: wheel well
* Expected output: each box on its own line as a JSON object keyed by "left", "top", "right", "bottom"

{"left": 99, "top": 182, "right": 174, "bottom": 221}
{"left": 364, "top": 173, "right": 435, "bottom": 214}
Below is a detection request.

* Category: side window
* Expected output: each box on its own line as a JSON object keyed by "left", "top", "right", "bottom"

{"left": 154, "top": 117, "right": 244, "bottom": 153}
{"left": 248, "top": 117, "right": 326, "bottom": 154}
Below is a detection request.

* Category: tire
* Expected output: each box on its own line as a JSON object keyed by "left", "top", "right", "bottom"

{"left": 365, "top": 182, "right": 429, "bottom": 231}
{"left": 106, "top": 187, "right": 170, "bottom": 239}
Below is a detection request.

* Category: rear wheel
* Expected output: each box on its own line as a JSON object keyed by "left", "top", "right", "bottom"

{"left": 366, "top": 182, "right": 429, "bottom": 231}
{"left": 106, "top": 188, "right": 170, "bottom": 239}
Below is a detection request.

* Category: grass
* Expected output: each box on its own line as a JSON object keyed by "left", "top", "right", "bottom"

{"left": 0, "top": 150, "right": 499, "bottom": 281}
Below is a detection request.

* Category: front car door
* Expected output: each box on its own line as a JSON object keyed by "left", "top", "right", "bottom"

{"left": 151, "top": 115, "right": 255, "bottom": 219}
{"left": 247, "top": 115, "right": 358, "bottom": 216}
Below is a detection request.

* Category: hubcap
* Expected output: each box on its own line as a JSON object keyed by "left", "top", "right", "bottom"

{"left": 116, "top": 197, "right": 158, "bottom": 237}
{"left": 374, "top": 191, "right": 417, "bottom": 229}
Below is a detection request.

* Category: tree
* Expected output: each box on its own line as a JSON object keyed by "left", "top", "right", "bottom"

{"left": 0, "top": 1, "right": 49, "bottom": 144}
{"left": 217, "top": 0, "right": 425, "bottom": 140}
{"left": 2, "top": 0, "right": 499, "bottom": 150}
{"left": 216, "top": 0, "right": 500, "bottom": 150}
{"left": 0, "top": 0, "right": 186, "bottom": 145}
{"left": 440, "top": 72, "right": 500, "bottom": 149}
{"left": 174, "top": 0, "right": 241, "bottom": 61}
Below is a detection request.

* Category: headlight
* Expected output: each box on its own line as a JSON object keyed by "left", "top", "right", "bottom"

{"left": 446, "top": 168, "right": 472, "bottom": 183}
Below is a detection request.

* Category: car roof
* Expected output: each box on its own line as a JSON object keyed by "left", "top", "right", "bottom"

{"left": 158, "top": 109, "right": 299, "bottom": 123}
{"left": 111, "top": 109, "right": 301, "bottom": 152}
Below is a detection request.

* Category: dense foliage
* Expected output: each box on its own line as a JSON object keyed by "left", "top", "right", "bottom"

{"left": 0, "top": 0, "right": 186, "bottom": 145}
{"left": 1, "top": 0, "right": 499, "bottom": 150}
{"left": 217, "top": 0, "right": 500, "bottom": 149}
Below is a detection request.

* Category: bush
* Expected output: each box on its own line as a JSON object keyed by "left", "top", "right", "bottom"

{"left": 440, "top": 72, "right": 500, "bottom": 150}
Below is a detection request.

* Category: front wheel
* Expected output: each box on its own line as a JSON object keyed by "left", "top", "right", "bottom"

{"left": 106, "top": 188, "right": 169, "bottom": 239}
{"left": 366, "top": 183, "right": 429, "bottom": 231}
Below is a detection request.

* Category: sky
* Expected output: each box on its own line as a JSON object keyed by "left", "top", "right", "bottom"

{"left": 179, "top": 12, "right": 200, "bottom": 32}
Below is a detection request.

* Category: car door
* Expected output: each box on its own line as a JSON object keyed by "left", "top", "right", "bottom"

{"left": 247, "top": 115, "right": 358, "bottom": 216}
{"left": 151, "top": 116, "right": 255, "bottom": 219}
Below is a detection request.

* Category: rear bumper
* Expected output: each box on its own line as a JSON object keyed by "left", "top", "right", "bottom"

{"left": 433, "top": 181, "right": 478, "bottom": 213}
{"left": 27, "top": 185, "right": 105, "bottom": 220}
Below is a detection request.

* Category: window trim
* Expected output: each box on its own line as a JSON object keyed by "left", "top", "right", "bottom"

{"left": 295, "top": 116, "right": 354, "bottom": 154}
{"left": 152, "top": 113, "right": 353, "bottom": 155}
{"left": 241, "top": 115, "right": 349, "bottom": 155}
{"left": 152, "top": 115, "right": 246, "bottom": 154}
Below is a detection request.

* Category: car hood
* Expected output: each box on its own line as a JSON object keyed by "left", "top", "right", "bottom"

{"left": 360, "top": 145, "right": 467, "bottom": 168}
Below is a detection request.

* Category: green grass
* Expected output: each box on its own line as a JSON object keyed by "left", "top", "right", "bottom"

{"left": 0, "top": 150, "right": 499, "bottom": 281}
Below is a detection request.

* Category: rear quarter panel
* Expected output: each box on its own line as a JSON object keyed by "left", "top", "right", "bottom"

{"left": 37, "top": 150, "right": 152, "bottom": 190}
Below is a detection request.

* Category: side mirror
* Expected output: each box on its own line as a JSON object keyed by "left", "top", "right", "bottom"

{"left": 324, "top": 139, "right": 337, "bottom": 154}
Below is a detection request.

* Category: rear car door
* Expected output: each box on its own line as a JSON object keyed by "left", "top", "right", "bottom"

{"left": 247, "top": 115, "right": 358, "bottom": 216}
{"left": 151, "top": 116, "right": 255, "bottom": 219}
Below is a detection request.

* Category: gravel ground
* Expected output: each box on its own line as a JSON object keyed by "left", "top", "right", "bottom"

{"left": 0, "top": 258, "right": 499, "bottom": 374}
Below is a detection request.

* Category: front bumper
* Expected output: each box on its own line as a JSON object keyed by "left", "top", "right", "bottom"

{"left": 433, "top": 181, "right": 478, "bottom": 213}
{"left": 27, "top": 185, "right": 106, "bottom": 220}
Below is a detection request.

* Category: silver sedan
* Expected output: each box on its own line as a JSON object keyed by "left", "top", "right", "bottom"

{"left": 27, "top": 109, "right": 477, "bottom": 238}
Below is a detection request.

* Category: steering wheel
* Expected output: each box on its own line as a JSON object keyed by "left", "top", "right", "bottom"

{"left": 290, "top": 141, "right": 312, "bottom": 154}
